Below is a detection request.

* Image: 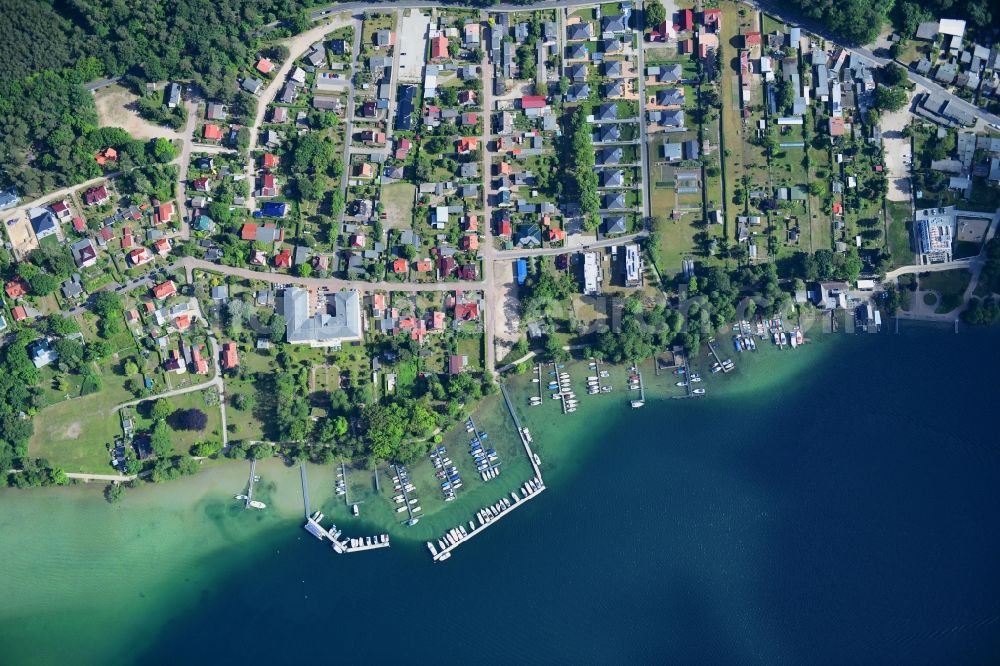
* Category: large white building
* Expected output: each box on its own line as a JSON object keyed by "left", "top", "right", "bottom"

{"left": 915, "top": 206, "right": 956, "bottom": 263}
{"left": 284, "top": 287, "right": 362, "bottom": 348}
{"left": 583, "top": 252, "right": 602, "bottom": 296}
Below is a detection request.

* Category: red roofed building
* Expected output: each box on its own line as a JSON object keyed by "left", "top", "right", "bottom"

{"left": 430, "top": 34, "right": 449, "bottom": 60}
{"left": 262, "top": 153, "right": 278, "bottom": 169}
{"left": 152, "top": 280, "right": 177, "bottom": 300}
{"left": 191, "top": 348, "right": 209, "bottom": 375}
{"left": 157, "top": 202, "right": 174, "bottom": 224}
{"left": 84, "top": 185, "right": 110, "bottom": 206}
{"left": 496, "top": 218, "right": 512, "bottom": 239}
{"left": 548, "top": 227, "right": 566, "bottom": 242}
{"left": 455, "top": 302, "right": 479, "bottom": 321}
{"left": 431, "top": 311, "right": 445, "bottom": 331}
{"left": 241, "top": 223, "right": 258, "bottom": 241}
{"left": 153, "top": 238, "right": 172, "bottom": 255}
{"left": 192, "top": 177, "right": 211, "bottom": 192}
{"left": 392, "top": 258, "right": 408, "bottom": 273}
{"left": 679, "top": 38, "right": 693, "bottom": 54}
{"left": 5, "top": 277, "right": 29, "bottom": 300}
{"left": 829, "top": 116, "right": 846, "bottom": 137}
{"left": 832, "top": 202, "right": 844, "bottom": 215}
{"left": 174, "top": 315, "right": 192, "bottom": 332}
{"left": 12, "top": 306, "right": 27, "bottom": 322}
{"left": 256, "top": 58, "right": 274, "bottom": 74}
{"left": 395, "top": 138, "right": 412, "bottom": 160}
{"left": 94, "top": 147, "right": 118, "bottom": 167}
{"left": 678, "top": 8, "right": 693, "bottom": 31}
{"left": 438, "top": 256, "right": 457, "bottom": 278}
{"left": 258, "top": 173, "right": 278, "bottom": 197}
{"left": 50, "top": 200, "right": 71, "bottom": 220}
{"left": 743, "top": 31, "right": 761, "bottom": 47}
{"left": 464, "top": 214, "right": 478, "bottom": 232}
{"left": 703, "top": 8, "right": 721, "bottom": 32}
{"left": 274, "top": 248, "right": 292, "bottom": 268}
{"left": 449, "top": 354, "right": 467, "bottom": 375}
{"left": 415, "top": 259, "right": 433, "bottom": 272}
{"left": 99, "top": 226, "right": 114, "bottom": 243}
{"left": 72, "top": 217, "right": 86, "bottom": 233}
{"left": 520, "top": 95, "right": 547, "bottom": 110}
{"left": 221, "top": 342, "right": 239, "bottom": 370}
{"left": 461, "top": 234, "right": 479, "bottom": 251}
{"left": 204, "top": 124, "right": 224, "bottom": 141}
{"left": 457, "top": 137, "right": 478, "bottom": 153}
{"left": 165, "top": 348, "right": 185, "bottom": 374}
{"left": 128, "top": 248, "right": 153, "bottom": 266}
{"left": 458, "top": 264, "right": 477, "bottom": 280}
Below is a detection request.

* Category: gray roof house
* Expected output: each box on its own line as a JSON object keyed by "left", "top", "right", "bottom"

{"left": 599, "top": 147, "right": 624, "bottom": 164}
{"left": 567, "top": 23, "right": 593, "bottom": 41}
{"left": 596, "top": 103, "right": 618, "bottom": 120}
{"left": 604, "top": 192, "right": 626, "bottom": 210}
{"left": 241, "top": 77, "right": 263, "bottom": 94}
{"left": 569, "top": 63, "right": 588, "bottom": 81}
{"left": 662, "top": 142, "right": 683, "bottom": 161}
{"left": 601, "top": 15, "right": 628, "bottom": 35}
{"left": 284, "top": 287, "right": 361, "bottom": 347}
{"left": 656, "top": 88, "right": 685, "bottom": 106}
{"left": 603, "top": 215, "right": 626, "bottom": 234}
{"left": 659, "top": 63, "right": 683, "bottom": 83}
{"left": 567, "top": 43, "right": 588, "bottom": 60}
{"left": 602, "top": 170, "right": 624, "bottom": 187}
{"left": 604, "top": 60, "right": 623, "bottom": 77}
{"left": 565, "top": 83, "right": 591, "bottom": 102}
{"left": 604, "top": 80, "right": 624, "bottom": 97}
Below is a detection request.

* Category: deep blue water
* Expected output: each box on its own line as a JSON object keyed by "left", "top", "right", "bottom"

{"left": 138, "top": 328, "right": 1000, "bottom": 664}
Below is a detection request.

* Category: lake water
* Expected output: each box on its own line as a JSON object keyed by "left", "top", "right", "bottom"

{"left": 2, "top": 325, "right": 999, "bottom": 664}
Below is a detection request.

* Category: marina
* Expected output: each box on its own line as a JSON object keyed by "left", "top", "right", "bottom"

{"left": 390, "top": 463, "right": 421, "bottom": 526}
{"left": 466, "top": 416, "right": 501, "bottom": 481}
{"left": 303, "top": 511, "right": 390, "bottom": 554}
{"left": 428, "top": 477, "right": 546, "bottom": 562}
{"left": 629, "top": 362, "right": 645, "bottom": 408}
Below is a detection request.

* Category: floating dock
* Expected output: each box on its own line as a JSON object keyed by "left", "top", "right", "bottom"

{"left": 427, "top": 477, "right": 545, "bottom": 562}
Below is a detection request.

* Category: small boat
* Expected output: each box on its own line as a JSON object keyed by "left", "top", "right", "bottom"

{"left": 693, "top": 388, "right": 706, "bottom": 395}
{"left": 773, "top": 332, "right": 781, "bottom": 345}
{"left": 789, "top": 333, "right": 798, "bottom": 349}
{"left": 601, "top": 386, "right": 612, "bottom": 393}
{"left": 796, "top": 330, "right": 803, "bottom": 345}
{"left": 248, "top": 500, "right": 266, "bottom": 509}
{"left": 396, "top": 506, "right": 408, "bottom": 513}
{"left": 599, "top": 371, "right": 610, "bottom": 378}
{"left": 676, "top": 381, "right": 687, "bottom": 387}
{"left": 690, "top": 376, "right": 702, "bottom": 383}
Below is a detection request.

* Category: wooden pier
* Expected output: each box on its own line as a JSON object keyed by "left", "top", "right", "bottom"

{"left": 500, "top": 382, "right": 543, "bottom": 481}
{"left": 299, "top": 461, "right": 311, "bottom": 518}
{"left": 707, "top": 338, "right": 732, "bottom": 373}
{"left": 245, "top": 458, "right": 257, "bottom": 508}
{"left": 390, "top": 463, "right": 417, "bottom": 525}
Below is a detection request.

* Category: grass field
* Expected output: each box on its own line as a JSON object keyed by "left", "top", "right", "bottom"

{"left": 886, "top": 201, "right": 913, "bottom": 268}
{"left": 28, "top": 392, "right": 122, "bottom": 473}
{"left": 382, "top": 183, "right": 416, "bottom": 230}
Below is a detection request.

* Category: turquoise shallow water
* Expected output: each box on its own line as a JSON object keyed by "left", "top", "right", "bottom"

{"left": 2, "top": 326, "right": 1000, "bottom": 664}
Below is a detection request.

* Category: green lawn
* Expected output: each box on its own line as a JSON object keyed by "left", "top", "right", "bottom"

{"left": 28, "top": 392, "right": 123, "bottom": 473}
{"left": 919, "top": 269, "right": 971, "bottom": 314}
{"left": 886, "top": 200, "right": 913, "bottom": 268}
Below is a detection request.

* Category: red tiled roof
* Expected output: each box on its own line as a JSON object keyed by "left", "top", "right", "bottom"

{"left": 222, "top": 342, "right": 239, "bottom": 369}
{"left": 12, "top": 306, "right": 27, "bottom": 322}
{"left": 455, "top": 302, "right": 480, "bottom": 321}
{"left": 274, "top": 249, "right": 292, "bottom": 268}
{"left": 256, "top": 58, "right": 274, "bottom": 74}
{"left": 5, "top": 277, "right": 29, "bottom": 299}
{"left": 241, "top": 223, "right": 258, "bottom": 241}
{"left": 430, "top": 34, "right": 449, "bottom": 60}
{"left": 521, "top": 95, "right": 547, "bottom": 109}
{"left": 152, "top": 280, "right": 176, "bottom": 300}
{"left": 204, "top": 124, "right": 224, "bottom": 140}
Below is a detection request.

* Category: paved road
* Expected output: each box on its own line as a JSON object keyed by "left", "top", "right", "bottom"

{"left": 479, "top": 12, "right": 498, "bottom": 374}
{"left": 311, "top": 0, "right": 604, "bottom": 21}
{"left": 84, "top": 77, "right": 121, "bottom": 91}
{"left": 174, "top": 98, "right": 200, "bottom": 239}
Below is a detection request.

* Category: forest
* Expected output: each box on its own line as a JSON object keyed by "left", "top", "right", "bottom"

{"left": 777, "top": 0, "right": 992, "bottom": 45}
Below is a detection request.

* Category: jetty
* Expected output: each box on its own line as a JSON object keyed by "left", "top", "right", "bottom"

{"left": 707, "top": 338, "right": 732, "bottom": 373}
{"left": 303, "top": 511, "right": 390, "bottom": 554}
{"left": 390, "top": 463, "right": 418, "bottom": 525}
{"left": 299, "top": 461, "right": 310, "bottom": 518}
{"left": 428, "top": 477, "right": 545, "bottom": 562}
{"left": 500, "top": 382, "right": 542, "bottom": 480}
{"left": 631, "top": 361, "right": 645, "bottom": 408}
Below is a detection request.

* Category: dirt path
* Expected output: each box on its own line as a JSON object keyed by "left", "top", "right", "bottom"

{"left": 881, "top": 95, "right": 914, "bottom": 203}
